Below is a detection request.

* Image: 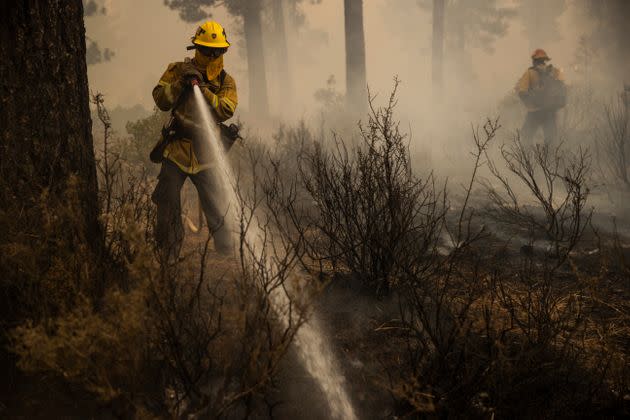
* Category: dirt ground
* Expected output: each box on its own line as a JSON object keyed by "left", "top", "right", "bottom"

{"left": 3, "top": 192, "right": 630, "bottom": 419}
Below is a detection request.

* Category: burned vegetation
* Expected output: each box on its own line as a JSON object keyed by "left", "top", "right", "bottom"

{"left": 2, "top": 1, "right": 630, "bottom": 419}
{"left": 3, "top": 80, "right": 629, "bottom": 418}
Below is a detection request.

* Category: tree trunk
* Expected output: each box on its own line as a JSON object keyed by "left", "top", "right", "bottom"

{"left": 243, "top": 0, "right": 270, "bottom": 117}
{"left": 0, "top": 0, "right": 101, "bottom": 318}
{"left": 520, "top": 0, "right": 542, "bottom": 49}
{"left": 432, "top": 0, "right": 445, "bottom": 98}
{"left": 269, "top": 0, "right": 292, "bottom": 114}
{"left": 612, "top": 0, "right": 630, "bottom": 78}
{"left": 344, "top": 0, "right": 367, "bottom": 111}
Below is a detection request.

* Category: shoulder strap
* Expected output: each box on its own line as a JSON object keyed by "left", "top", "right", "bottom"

{"left": 219, "top": 69, "right": 227, "bottom": 85}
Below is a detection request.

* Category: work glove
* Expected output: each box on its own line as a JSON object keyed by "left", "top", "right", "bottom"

{"left": 219, "top": 123, "right": 242, "bottom": 151}
{"left": 170, "top": 63, "right": 202, "bottom": 100}
{"left": 181, "top": 63, "right": 203, "bottom": 84}
{"left": 221, "top": 123, "right": 242, "bottom": 142}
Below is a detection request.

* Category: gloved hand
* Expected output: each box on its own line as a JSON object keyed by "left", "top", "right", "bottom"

{"left": 224, "top": 123, "right": 242, "bottom": 141}
{"left": 219, "top": 123, "right": 241, "bottom": 151}
{"left": 181, "top": 63, "right": 203, "bottom": 84}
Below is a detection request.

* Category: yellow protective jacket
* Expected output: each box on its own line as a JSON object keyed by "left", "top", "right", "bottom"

{"left": 152, "top": 58, "right": 238, "bottom": 174}
{"left": 516, "top": 64, "right": 565, "bottom": 112}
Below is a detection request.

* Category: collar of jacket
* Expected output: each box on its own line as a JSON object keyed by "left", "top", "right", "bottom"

{"left": 192, "top": 51, "right": 224, "bottom": 81}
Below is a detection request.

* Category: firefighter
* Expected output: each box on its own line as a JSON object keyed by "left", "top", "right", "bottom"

{"left": 151, "top": 21, "right": 238, "bottom": 259}
{"left": 516, "top": 49, "right": 567, "bottom": 146}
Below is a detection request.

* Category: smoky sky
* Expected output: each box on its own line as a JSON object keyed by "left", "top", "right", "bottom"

{"left": 86, "top": 0, "right": 602, "bottom": 151}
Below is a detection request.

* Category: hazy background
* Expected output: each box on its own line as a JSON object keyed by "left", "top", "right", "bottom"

{"left": 85, "top": 0, "right": 625, "bottom": 166}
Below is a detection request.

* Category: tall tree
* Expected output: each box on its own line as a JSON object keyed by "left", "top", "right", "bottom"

{"left": 432, "top": 0, "right": 445, "bottom": 97}
{"left": 447, "top": 0, "right": 515, "bottom": 54}
{"left": 164, "top": 0, "right": 270, "bottom": 117}
{"left": 241, "top": 0, "right": 269, "bottom": 117}
{"left": 418, "top": 0, "right": 515, "bottom": 84}
{"left": 344, "top": 0, "right": 367, "bottom": 111}
{"left": 0, "top": 0, "right": 101, "bottom": 314}
{"left": 268, "top": 0, "right": 292, "bottom": 113}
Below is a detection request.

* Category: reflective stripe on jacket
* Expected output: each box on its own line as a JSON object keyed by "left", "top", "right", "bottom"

{"left": 152, "top": 58, "right": 238, "bottom": 174}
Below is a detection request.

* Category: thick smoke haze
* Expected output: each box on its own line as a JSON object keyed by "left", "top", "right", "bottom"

{"left": 4, "top": 2, "right": 630, "bottom": 417}
{"left": 86, "top": 0, "right": 623, "bottom": 165}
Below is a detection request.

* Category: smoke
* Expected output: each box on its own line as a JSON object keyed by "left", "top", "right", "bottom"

{"left": 85, "top": 0, "right": 627, "bottom": 179}
{"left": 83, "top": 0, "right": 630, "bottom": 412}
{"left": 191, "top": 85, "right": 357, "bottom": 420}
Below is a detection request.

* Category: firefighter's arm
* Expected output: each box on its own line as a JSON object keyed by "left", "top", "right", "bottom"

{"left": 152, "top": 63, "right": 185, "bottom": 112}
{"left": 200, "top": 74, "right": 238, "bottom": 122}
{"left": 516, "top": 70, "right": 538, "bottom": 109}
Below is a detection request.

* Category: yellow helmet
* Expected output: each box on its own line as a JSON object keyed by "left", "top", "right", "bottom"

{"left": 192, "top": 21, "right": 230, "bottom": 48}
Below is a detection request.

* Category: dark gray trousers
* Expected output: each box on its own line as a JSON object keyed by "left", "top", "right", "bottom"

{"left": 521, "top": 110, "right": 558, "bottom": 146}
{"left": 152, "top": 160, "right": 232, "bottom": 259}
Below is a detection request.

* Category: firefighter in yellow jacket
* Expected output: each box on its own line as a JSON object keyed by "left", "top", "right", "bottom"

{"left": 151, "top": 21, "right": 238, "bottom": 258}
{"left": 516, "top": 49, "right": 567, "bottom": 145}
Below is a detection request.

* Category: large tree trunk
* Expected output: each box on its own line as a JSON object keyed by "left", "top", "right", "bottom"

{"left": 0, "top": 0, "right": 101, "bottom": 318}
{"left": 432, "top": 0, "right": 445, "bottom": 98}
{"left": 344, "top": 0, "right": 367, "bottom": 111}
{"left": 243, "top": 0, "right": 270, "bottom": 117}
{"left": 269, "top": 0, "right": 292, "bottom": 115}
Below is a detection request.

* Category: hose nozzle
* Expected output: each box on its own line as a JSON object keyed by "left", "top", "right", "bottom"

{"left": 190, "top": 78, "right": 200, "bottom": 87}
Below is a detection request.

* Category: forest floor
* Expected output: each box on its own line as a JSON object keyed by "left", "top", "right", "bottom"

{"left": 2, "top": 197, "right": 630, "bottom": 419}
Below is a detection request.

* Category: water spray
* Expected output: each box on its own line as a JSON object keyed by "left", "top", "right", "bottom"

{"left": 191, "top": 85, "right": 357, "bottom": 420}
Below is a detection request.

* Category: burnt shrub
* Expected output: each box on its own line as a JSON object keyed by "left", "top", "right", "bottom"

{"left": 387, "top": 129, "right": 629, "bottom": 419}
{"left": 284, "top": 80, "right": 445, "bottom": 295}
{"left": 7, "top": 96, "right": 306, "bottom": 418}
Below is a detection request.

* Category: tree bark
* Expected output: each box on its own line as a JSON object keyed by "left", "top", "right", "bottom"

{"left": 432, "top": 0, "right": 445, "bottom": 98}
{"left": 243, "top": 0, "right": 270, "bottom": 117}
{"left": 0, "top": 0, "right": 101, "bottom": 316}
{"left": 269, "top": 0, "right": 292, "bottom": 114}
{"left": 344, "top": 0, "right": 367, "bottom": 111}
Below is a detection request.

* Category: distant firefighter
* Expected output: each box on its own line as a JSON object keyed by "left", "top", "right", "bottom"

{"left": 150, "top": 21, "right": 239, "bottom": 259}
{"left": 516, "top": 49, "right": 567, "bottom": 146}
